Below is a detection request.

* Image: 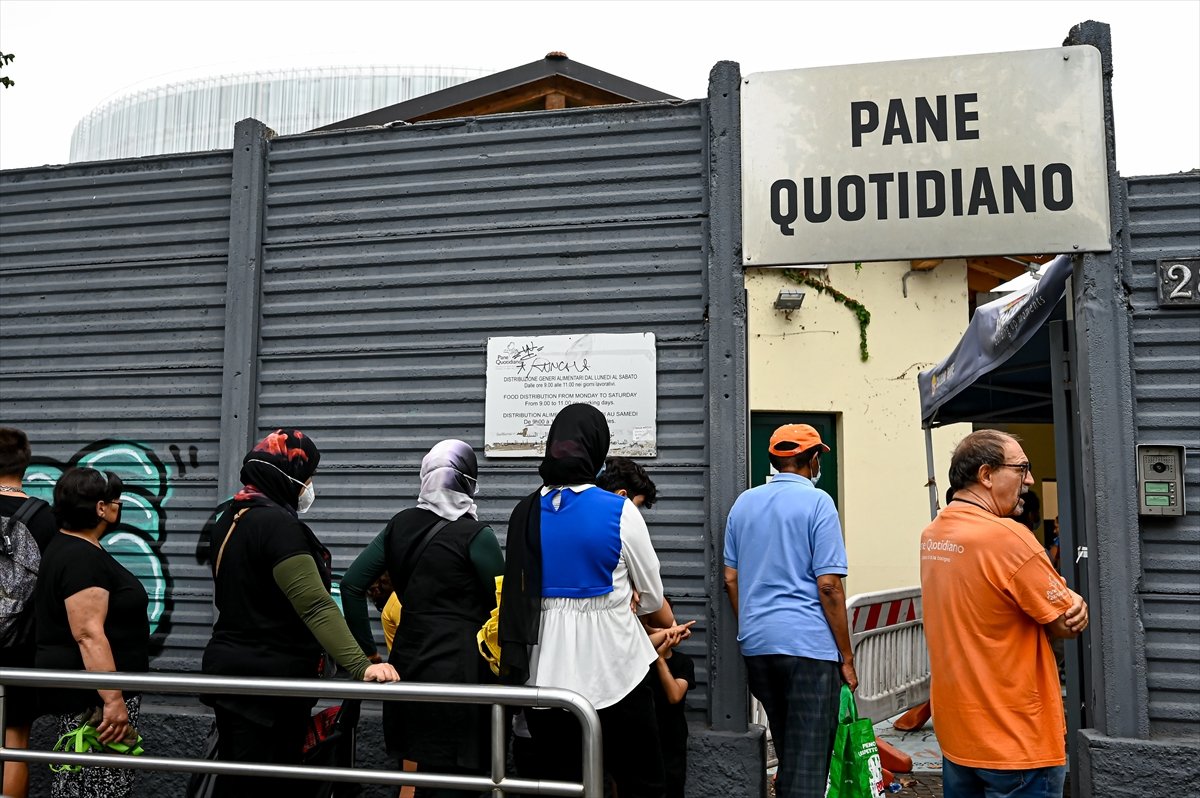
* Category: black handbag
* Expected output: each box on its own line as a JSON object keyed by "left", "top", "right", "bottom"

{"left": 301, "top": 699, "right": 363, "bottom": 798}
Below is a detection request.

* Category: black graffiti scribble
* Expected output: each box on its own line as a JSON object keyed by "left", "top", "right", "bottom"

{"left": 169, "top": 444, "right": 201, "bottom": 476}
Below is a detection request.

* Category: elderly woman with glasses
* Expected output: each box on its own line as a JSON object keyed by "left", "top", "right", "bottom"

{"left": 35, "top": 467, "right": 148, "bottom": 798}
{"left": 341, "top": 439, "right": 504, "bottom": 797}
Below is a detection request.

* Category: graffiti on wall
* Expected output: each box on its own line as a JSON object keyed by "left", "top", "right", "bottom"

{"left": 24, "top": 440, "right": 175, "bottom": 648}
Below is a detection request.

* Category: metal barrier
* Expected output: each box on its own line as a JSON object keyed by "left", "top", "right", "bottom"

{"left": 847, "top": 587, "right": 929, "bottom": 720}
{"left": 0, "top": 668, "right": 603, "bottom": 797}
{"left": 748, "top": 696, "right": 778, "bottom": 769}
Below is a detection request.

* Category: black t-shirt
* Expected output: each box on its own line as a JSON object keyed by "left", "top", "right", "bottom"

{"left": 0, "top": 494, "right": 58, "bottom": 668}
{"left": 649, "top": 650, "right": 696, "bottom": 767}
{"left": 202, "top": 500, "right": 329, "bottom": 679}
{"left": 34, "top": 533, "right": 151, "bottom": 714}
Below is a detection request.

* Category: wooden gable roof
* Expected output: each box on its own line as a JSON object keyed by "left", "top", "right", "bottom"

{"left": 315, "top": 52, "right": 678, "bottom": 131}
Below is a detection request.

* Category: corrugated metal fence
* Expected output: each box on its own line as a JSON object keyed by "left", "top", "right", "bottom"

{"left": 1124, "top": 170, "right": 1200, "bottom": 738}
{"left": 0, "top": 154, "right": 234, "bottom": 670}
{"left": 0, "top": 85, "right": 749, "bottom": 728}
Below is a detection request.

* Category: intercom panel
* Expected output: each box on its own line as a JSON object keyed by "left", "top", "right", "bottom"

{"left": 1136, "top": 444, "right": 1186, "bottom": 517}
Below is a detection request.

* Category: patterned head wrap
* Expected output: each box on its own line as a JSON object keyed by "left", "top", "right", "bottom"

{"left": 416, "top": 439, "right": 478, "bottom": 522}
{"left": 236, "top": 429, "right": 321, "bottom": 512}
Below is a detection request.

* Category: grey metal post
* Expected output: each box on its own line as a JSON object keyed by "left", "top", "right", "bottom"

{"left": 705, "top": 59, "right": 750, "bottom": 732}
{"left": 924, "top": 426, "right": 939, "bottom": 520}
{"left": 576, "top": 703, "right": 604, "bottom": 798}
{"left": 1063, "top": 20, "right": 1150, "bottom": 740}
{"left": 1050, "top": 319, "right": 1090, "bottom": 798}
{"left": 217, "top": 118, "right": 273, "bottom": 498}
{"left": 491, "top": 703, "right": 505, "bottom": 797}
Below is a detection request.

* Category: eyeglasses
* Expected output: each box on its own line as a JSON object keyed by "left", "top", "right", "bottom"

{"left": 998, "top": 462, "right": 1033, "bottom": 477}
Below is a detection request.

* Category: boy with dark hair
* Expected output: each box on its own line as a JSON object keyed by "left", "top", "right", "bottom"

{"left": 597, "top": 456, "right": 657, "bottom": 508}
{"left": 644, "top": 597, "right": 695, "bottom": 798}
{"left": 0, "top": 427, "right": 58, "bottom": 798}
{"left": 598, "top": 457, "right": 695, "bottom": 796}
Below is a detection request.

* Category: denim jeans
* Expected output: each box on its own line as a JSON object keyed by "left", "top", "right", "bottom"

{"left": 943, "top": 758, "right": 1066, "bottom": 798}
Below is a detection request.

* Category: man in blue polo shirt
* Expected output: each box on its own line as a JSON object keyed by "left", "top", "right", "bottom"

{"left": 723, "top": 424, "right": 858, "bottom": 798}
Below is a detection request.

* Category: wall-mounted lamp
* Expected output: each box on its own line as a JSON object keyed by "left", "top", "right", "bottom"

{"left": 774, "top": 289, "right": 806, "bottom": 311}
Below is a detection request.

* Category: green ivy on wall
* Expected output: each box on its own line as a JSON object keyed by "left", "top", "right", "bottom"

{"left": 781, "top": 268, "right": 873, "bottom": 361}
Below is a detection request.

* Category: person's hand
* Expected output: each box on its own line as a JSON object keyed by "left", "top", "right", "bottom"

{"left": 840, "top": 659, "right": 859, "bottom": 692}
{"left": 655, "top": 628, "right": 680, "bottom": 657}
{"left": 96, "top": 695, "right": 131, "bottom": 745}
{"left": 1064, "top": 592, "right": 1089, "bottom": 634}
{"left": 674, "top": 620, "right": 696, "bottom": 641}
{"left": 630, "top": 589, "right": 641, "bottom": 614}
{"left": 363, "top": 662, "right": 400, "bottom": 682}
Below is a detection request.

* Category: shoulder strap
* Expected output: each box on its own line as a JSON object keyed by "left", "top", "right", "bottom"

{"left": 1, "top": 497, "right": 49, "bottom": 554}
{"left": 214, "top": 508, "right": 251, "bottom": 578}
{"left": 394, "top": 517, "right": 452, "bottom": 599}
{"left": 11, "top": 497, "right": 49, "bottom": 529}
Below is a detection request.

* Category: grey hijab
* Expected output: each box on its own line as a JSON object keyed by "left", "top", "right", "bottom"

{"left": 415, "top": 439, "right": 479, "bottom": 521}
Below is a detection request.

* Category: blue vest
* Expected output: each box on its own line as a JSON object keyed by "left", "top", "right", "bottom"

{"left": 540, "top": 488, "right": 625, "bottom": 599}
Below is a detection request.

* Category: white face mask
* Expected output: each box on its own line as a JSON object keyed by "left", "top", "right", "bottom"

{"left": 297, "top": 481, "right": 315, "bottom": 514}
{"left": 247, "top": 458, "right": 315, "bottom": 513}
{"left": 810, "top": 456, "right": 822, "bottom": 486}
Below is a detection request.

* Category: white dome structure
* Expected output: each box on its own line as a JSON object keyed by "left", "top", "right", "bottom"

{"left": 70, "top": 65, "right": 489, "bottom": 162}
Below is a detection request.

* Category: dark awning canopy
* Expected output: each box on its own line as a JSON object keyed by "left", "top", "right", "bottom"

{"left": 918, "top": 254, "right": 1072, "bottom": 427}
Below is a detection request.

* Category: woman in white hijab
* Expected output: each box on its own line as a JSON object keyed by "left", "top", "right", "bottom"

{"left": 341, "top": 440, "right": 504, "bottom": 797}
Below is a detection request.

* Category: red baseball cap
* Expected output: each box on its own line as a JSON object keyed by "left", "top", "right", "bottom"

{"left": 768, "top": 424, "right": 830, "bottom": 456}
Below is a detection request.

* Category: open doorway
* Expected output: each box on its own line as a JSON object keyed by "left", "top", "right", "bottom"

{"left": 918, "top": 256, "right": 1091, "bottom": 796}
{"left": 750, "top": 412, "right": 839, "bottom": 506}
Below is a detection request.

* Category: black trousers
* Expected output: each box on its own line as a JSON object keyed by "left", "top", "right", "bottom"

{"left": 212, "top": 701, "right": 312, "bottom": 798}
{"left": 524, "top": 676, "right": 666, "bottom": 798}
{"left": 745, "top": 655, "right": 841, "bottom": 798}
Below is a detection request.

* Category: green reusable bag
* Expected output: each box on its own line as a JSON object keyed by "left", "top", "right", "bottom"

{"left": 825, "top": 685, "right": 885, "bottom": 798}
{"left": 50, "top": 723, "right": 144, "bottom": 773}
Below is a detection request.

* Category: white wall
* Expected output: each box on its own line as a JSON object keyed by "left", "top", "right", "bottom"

{"left": 746, "top": 260, "right": 971, "bottom": 594}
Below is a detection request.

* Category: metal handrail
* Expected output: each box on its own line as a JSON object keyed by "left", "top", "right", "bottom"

{"left": 0, "top": 668, "right": 603, "bottom": 797}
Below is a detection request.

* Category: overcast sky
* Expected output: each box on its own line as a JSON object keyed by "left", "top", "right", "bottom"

{"left": 0, "top": 0, "right": 1197, "bottom": 175}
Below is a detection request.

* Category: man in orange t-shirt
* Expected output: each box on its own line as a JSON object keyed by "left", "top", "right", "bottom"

{"left": 921, "top": 430, "right": 1088, "bottom": 798}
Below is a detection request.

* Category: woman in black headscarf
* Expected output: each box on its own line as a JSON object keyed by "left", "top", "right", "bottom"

{"left": 340, "top": 439, "right": 504, "bottom": 797}
{"left": 201, "top": 429, "right": 399, "bottom": 798}
{"left": 500, "top": 404, "right": 677, "bottom": 797}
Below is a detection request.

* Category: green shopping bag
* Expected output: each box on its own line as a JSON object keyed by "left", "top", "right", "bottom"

{"left": 825, "top": 685, "right": 885, "bottom": 798}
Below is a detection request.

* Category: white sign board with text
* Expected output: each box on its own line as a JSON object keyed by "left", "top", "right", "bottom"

{"left": 742, "top": 47, "right": 1111, "bottom": 265}
{"left": 484, "top": 333, "right": 657, "bottom": 458}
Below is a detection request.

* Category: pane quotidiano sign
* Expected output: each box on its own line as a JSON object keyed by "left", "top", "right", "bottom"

{"left": 741, "top": 47, "right": 1112, "bottom": 266}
